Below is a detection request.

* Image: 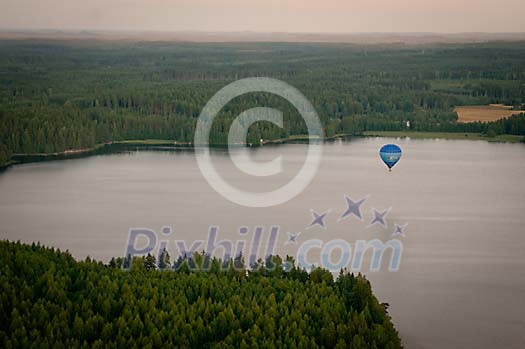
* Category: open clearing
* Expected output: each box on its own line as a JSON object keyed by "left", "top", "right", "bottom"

{"left": 454, "top": 104, "right": 517, "bottom": 123}
{"left": 363, "top": 131, "right": 523, "bottom": 143}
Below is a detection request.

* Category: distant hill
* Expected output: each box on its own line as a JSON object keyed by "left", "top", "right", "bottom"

{"left": 1, "top": 29, "right": 525, "bottom": 44}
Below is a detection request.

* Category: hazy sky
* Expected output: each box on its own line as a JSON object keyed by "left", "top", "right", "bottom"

{"left": 1, "top": 0, "right": 524, "bottom": 33}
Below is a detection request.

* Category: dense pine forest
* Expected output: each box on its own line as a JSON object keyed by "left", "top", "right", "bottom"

{"left": 0, "top": 240, "right": 401, "bottom": 348}
{"left": 1, "top": 40, "right": 525, "bottom": 166}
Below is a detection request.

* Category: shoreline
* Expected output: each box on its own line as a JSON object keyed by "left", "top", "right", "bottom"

{"left": 2, "top": 131, "right": 523, "bottom": 171}
{"left": 362, "top": 131, "right": 524, "bottom": 143}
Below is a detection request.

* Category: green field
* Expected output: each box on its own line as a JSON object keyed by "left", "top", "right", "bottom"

{"left": 363, "top": 131, "right": 524, "bottom": 142}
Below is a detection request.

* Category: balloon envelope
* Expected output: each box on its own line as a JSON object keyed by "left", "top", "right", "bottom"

{"left": 379, "top": 144, "right": 402, "bottom": 169}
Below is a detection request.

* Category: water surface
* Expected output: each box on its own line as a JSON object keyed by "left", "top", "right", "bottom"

{"left": 1, "top": 138, "right": 524, "bottom": 348}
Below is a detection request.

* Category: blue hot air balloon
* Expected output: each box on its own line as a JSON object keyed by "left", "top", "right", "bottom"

{"left": 379, "top": 144, "right": 402, "bottom": 171}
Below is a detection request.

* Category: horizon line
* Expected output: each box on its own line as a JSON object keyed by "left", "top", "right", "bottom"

{"left": 2, "top": 28, "right": 525, "bottom": 35}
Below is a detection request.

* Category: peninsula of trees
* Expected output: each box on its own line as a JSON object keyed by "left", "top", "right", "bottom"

{"left": 0, "top": 240, "right": 401, "bottom": 348}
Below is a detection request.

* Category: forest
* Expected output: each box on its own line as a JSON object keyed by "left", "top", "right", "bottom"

{"left": 1, "top": 39, "right": 525, "bottom": 166}
{"left": 0, "top": 240, "right": 401, "bottom": 348}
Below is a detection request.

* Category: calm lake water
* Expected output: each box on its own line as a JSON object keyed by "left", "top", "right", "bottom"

{"left": 1, "top": 137, "right": 524, "bottom": 348}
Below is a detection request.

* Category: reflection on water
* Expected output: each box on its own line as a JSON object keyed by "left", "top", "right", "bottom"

{"left": 1, "top": 138, "right": 524, "bottom": 348}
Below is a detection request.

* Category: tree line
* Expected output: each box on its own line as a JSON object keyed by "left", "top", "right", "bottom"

{"left": 1, "top": 40, "right": 525, "bottom": 166}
